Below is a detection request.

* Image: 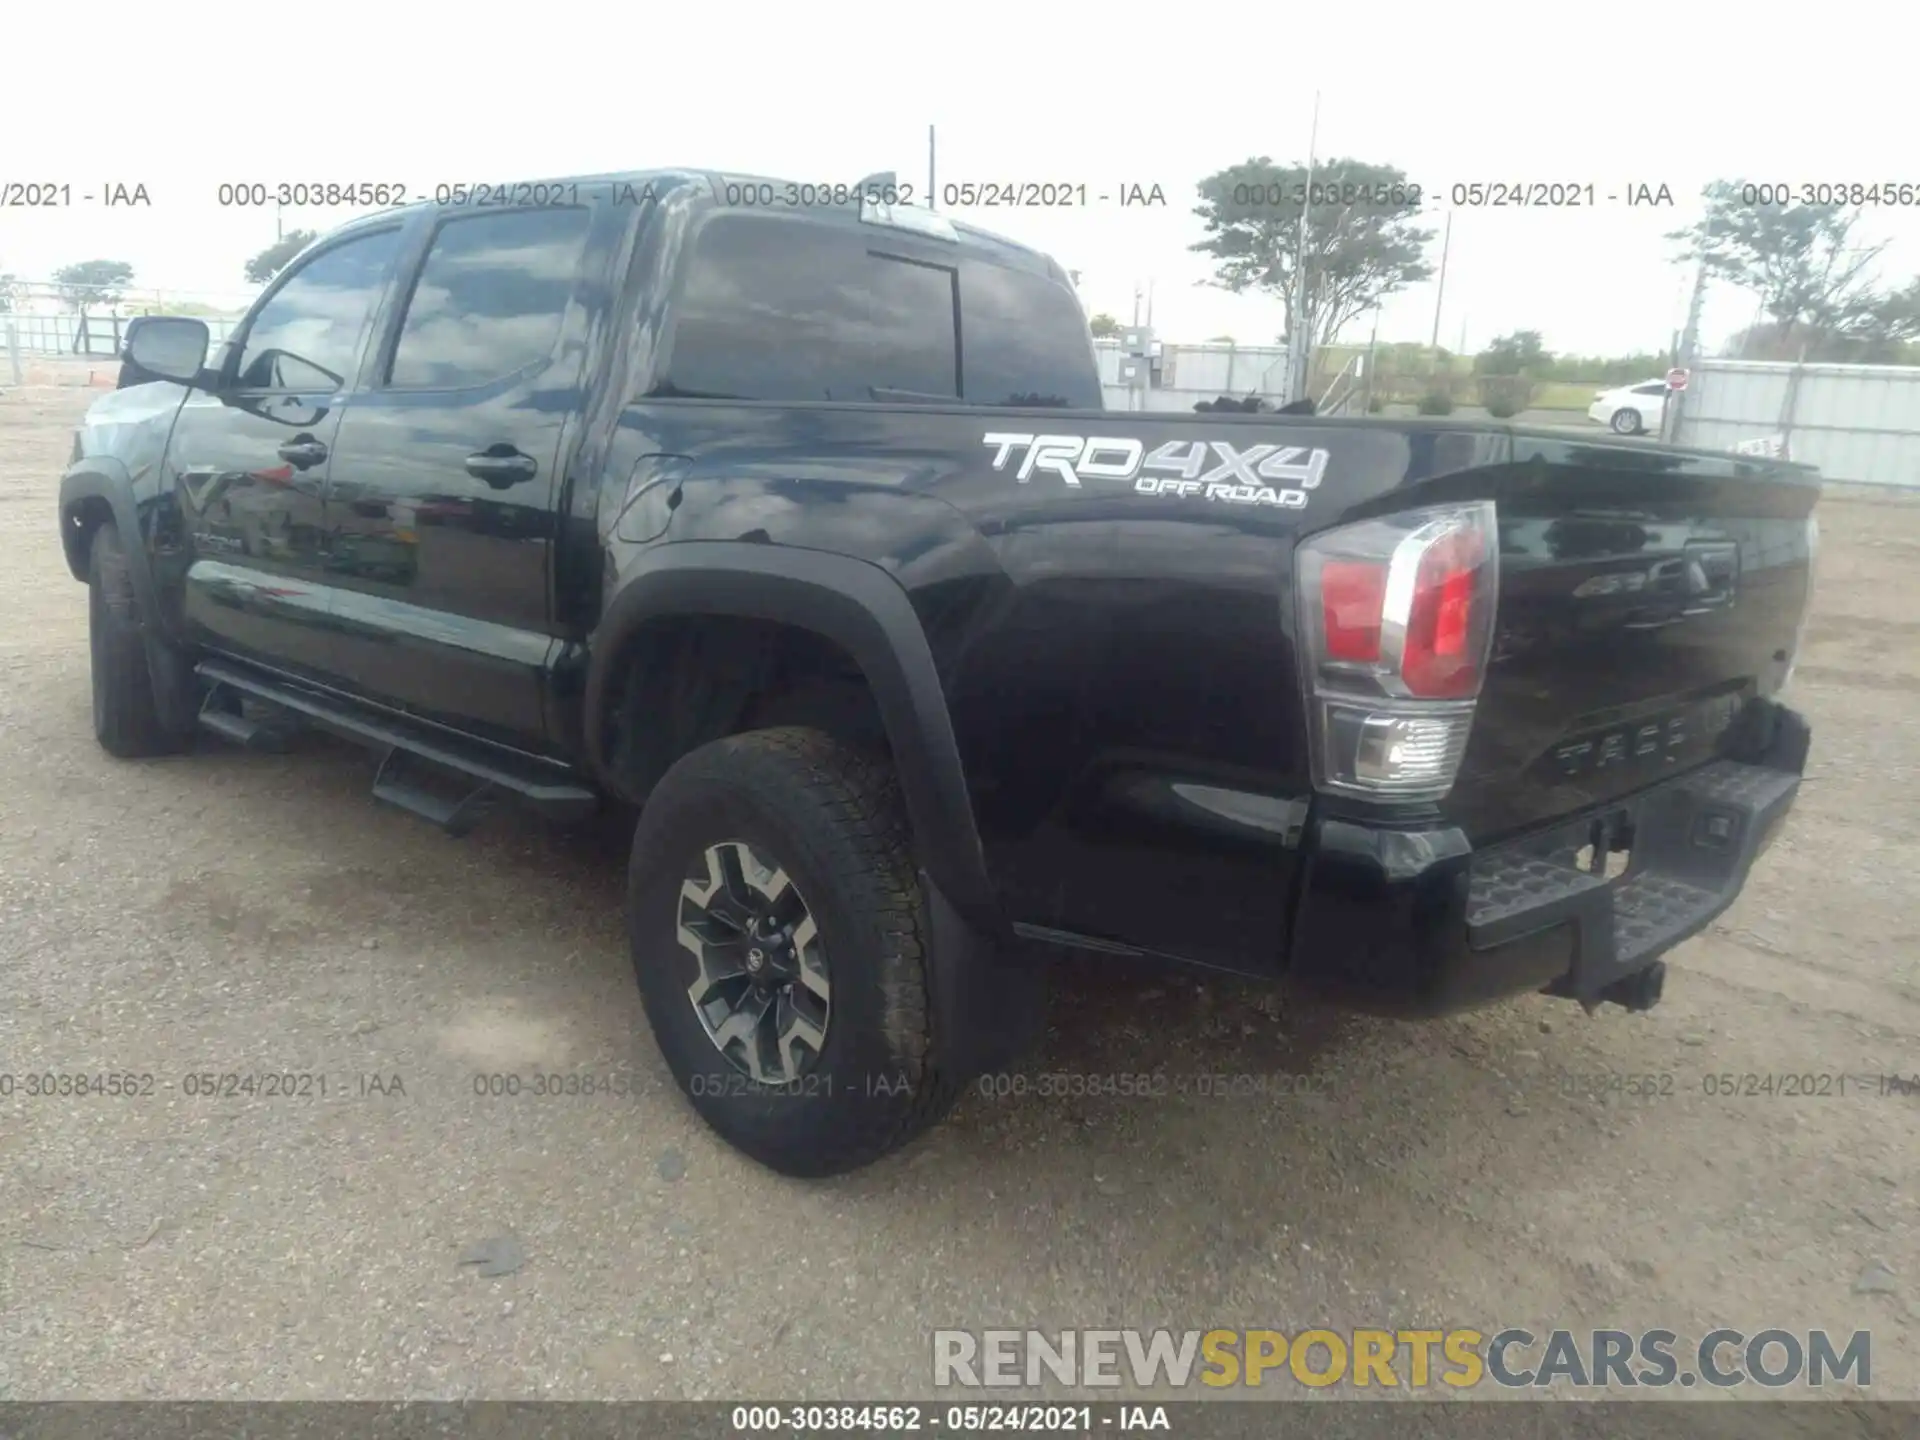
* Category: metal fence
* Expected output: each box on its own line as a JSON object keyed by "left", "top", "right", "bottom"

{"left": 1090, "top": 338, "right": 1556, "bottom": 415}
{"left": 2, "top": 310, "right": 244, "bottom": 359}
{"left": 1674, "top": 359, "right": 1920, "bottom": 489}
{"left": 0, "top": 281, "right": 252, "bottom": 362}
{"left": 1095, "top": 340, "right": 1342, "bottom": 413}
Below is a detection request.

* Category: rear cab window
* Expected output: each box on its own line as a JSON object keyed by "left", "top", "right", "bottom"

{"left": 958, "top": 257, "right": 1101, "bottom": 408}
{"left": 654, "top": 210, "right": 1099, "bottom": 408}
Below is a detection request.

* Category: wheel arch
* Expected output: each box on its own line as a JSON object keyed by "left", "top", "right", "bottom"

{"left": 586, "top": 543, "right": 1003, "bottom": 938}
{"left": 60, "top": 461, "right": 153, "bottom": 598}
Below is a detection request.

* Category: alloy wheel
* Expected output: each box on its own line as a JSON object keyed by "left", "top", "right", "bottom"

{"left": 677, "top": 840, "right": 831, "bottom": 1084}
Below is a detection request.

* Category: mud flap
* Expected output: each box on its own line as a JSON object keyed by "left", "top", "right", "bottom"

{"left": 922, "top": 871, "right": 1045, "bottom": 1078}
{"left": 144, "top": 631, "right": 200, "bottom": 740}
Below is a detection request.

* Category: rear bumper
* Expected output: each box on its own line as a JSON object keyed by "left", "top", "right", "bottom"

{"left": 1287, "top": 700, "right": 1810, "bottom": 1017}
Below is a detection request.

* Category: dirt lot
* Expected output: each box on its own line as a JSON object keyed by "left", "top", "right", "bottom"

{"left": 1, "top": 382, "right": 1915, "bottom": 1407}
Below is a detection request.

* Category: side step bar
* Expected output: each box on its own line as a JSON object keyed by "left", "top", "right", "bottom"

{"left": 372, "top": 746, "right": 494, "bottom": 838}
{"left": 193, "top": 659, "right": 599, "bottom": 833}
{"left": 197, "top": 686, "right": 294, "bottom": 753}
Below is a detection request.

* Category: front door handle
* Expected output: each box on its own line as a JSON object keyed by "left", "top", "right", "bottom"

{"left": 277, "top": 437, "right": 329, "bottom": 469}
{"left": 465, "top": 447, "right": 538, "bottom": 488}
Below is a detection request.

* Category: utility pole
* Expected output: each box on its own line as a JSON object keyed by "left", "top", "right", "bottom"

{"left": 1678, "top": 253, "right": 1708, "bottom": 364}
{"left": 927, "top": 125, "right": 937, "bottom": 209}
{"left": 1285, "top": 91, "right": 1322, "bottom": 404}
{"left": 1662, "top": 253, "right": 1709, "bottom": 443}
{"left": 1363, "top": 306, "right": 1381, "bottom": 413}
{"left": 1429, "top": 211, "right": 1452, "bottom": 350}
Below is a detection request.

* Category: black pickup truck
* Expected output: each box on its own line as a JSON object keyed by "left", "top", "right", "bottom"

{"left": 59, "top": 169, "right": 1819, "bottom": 1176}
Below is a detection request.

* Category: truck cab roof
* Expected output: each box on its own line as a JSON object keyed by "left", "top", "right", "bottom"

{"left": 340, "top": 167, "right": 1071, "bottom": 286}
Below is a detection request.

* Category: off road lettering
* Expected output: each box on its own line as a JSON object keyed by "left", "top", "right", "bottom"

{"left": 982, "top": 432, "right": 1327, "bottom": 507}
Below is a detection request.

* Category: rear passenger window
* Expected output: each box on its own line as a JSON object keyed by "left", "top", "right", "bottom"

{"left": 959, "top": 262, "right": 1102, "bottom": 408}
{"left": 659, "top": 212, "right": 960, "bottom": 402}
{"left": 386, "top": 207, "right": 593, "bottom": 390}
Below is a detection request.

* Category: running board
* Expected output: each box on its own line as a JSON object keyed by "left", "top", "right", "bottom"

{"left": 192, "top": 659, "right": 599, "bottom": 832}
{"left": 196, "top": 687, "right": 295, "bottom": 753}
{"left": 372, "top": 746, "right": 493, "bottom": 837}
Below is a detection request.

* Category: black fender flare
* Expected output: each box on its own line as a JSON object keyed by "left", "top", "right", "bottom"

{"left": 585, "top": 542, "right": 1006, "bottom": 942}
{"left": 59, "top": 460, "right": 161, "bottom": 610}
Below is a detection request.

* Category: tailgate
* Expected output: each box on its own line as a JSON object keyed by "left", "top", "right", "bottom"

{"left": 1443, "top": 435, "right": 1819, "bottom": 844}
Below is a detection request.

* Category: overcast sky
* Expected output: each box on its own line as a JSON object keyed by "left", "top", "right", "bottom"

{"left": 5, "top": 1, "right": 1911, "bottom": 360}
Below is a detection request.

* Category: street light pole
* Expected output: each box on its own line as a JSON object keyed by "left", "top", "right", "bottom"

{"left": 1429, "top": 211, "right": 1452, "bottom": 350}
{"left": 1286, "top": 91, "right": 1321, "bottom": 404}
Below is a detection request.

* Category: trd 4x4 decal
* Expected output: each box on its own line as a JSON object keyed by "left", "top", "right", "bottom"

{"left": 981, "top": 432, "right": 1328, "bottom": 509}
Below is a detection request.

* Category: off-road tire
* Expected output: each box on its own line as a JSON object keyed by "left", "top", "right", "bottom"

{"left": 627, "top": 727, "right": 962, "bottom": 1177}
{"left": 87, "top": 524, "right": 191, "bottom": 758}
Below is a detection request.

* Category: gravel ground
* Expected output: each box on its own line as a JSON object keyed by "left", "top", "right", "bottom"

{"left": 1, "top": 384, "right": 1915, "bottom": 1405}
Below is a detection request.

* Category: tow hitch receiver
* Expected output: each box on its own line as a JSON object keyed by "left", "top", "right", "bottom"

{"left": 1596, "top": 960, "right": 1666, "bottom": 1013}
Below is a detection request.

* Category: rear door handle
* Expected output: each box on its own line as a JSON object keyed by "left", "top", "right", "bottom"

{"left": 465, "top": 447, "right": 538, "bottom": 488}
{"left": 277, "top": 437, "right": 329, "bottom": 468}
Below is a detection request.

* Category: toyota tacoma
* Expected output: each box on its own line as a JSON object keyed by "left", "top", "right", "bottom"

{"left": 58, "top": 169, "right": 1819, "bottom": 1175}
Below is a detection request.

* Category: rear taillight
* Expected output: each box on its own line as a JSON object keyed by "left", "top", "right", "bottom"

{"left": 1295, "top": 501, "right": 1499, "bottom": 800}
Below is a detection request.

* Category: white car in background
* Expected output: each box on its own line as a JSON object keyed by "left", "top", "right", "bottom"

{"left": 1588, "top": 379, "right": 1670, "bottom": 435}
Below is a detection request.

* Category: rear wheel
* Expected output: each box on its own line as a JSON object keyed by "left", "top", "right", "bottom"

{"left": 87, "top": 524, "right": 192, "bottom": 758}
{"left": 626, "top": 727, "right": 961, "bottom": 1177}
{"left": 1610, "top": 407, "right": 1643, "bottom": 435}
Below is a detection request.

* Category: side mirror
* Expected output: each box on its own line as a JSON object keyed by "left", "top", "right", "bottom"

{"left": 124, "top": 315, "right": 212, "bottom": 386}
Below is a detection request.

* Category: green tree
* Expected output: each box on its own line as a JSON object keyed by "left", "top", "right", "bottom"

{"left": 1475, "top": 329, "right": 1549, "bottom": 376}
{"left": 1832, "top": 277, "right": 1920, "bottom": 359}
{"left": 1192, "top": 157, "right": 1433, "bottom": 349}
{"left": 1087, "top": 312, "right": 1122, "bottom": 338}
{"left": 53, "top": 259, "right": 134, "bottom": 315}
{"left": 1668, "top": 181, "right": 1886, "bottom": 348}
{"left": 0, "top": 272, "right": 18, "bottom": 313}
{"left": 1726, "top": 281, "right": 1920, "bottom": 363}
{"left": 1543, "top": 349, "right": 1668, "bottom": 385}
{"left": 1476, "top": 375, "right": 1536, "bottom": 417}
{"left": 244, "top": 229, "right": 318, "bottom": 286}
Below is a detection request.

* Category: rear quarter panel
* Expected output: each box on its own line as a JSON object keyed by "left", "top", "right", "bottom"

{"left": 598, "top": 403, "right": 1509, "bottom": 972}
